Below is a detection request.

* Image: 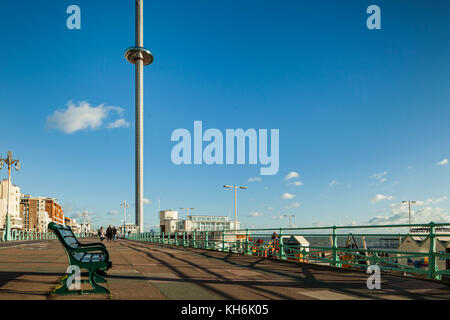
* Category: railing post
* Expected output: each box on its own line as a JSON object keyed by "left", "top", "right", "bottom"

{"left": 427, "top": 222, "right": 440, "bottom": 280}
{"left": 205, "top": 231, "right": 209, "bottom": 250}
{"left": 331, "top": 225, "right": 340, "bottom": 267}
{"left": 193, "top": 230, "right": 196, "bottom": 248}
{"left": 222, "top": 230, "right": 226, "bottom": 252}
{"left": 183, "top": 232, "right": 186, "bottom": 247}
{"left": 175, "top": 232, "right": 178, "bottom": 245}
{"left": 279, "top": 228, "right": 285, "bottom": 260}
{"left": 245, "top": 229, "right": 250, "bottom": 255}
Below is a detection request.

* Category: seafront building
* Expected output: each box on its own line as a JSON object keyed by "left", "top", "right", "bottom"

{"left": 20, "top": 196, "right": 51, "bottom": 232}
{"left": 119, "top": 224, "right": 139, "bottom": 235}
{"left": 19, "top": 195, "right": 65, "bottom": 232}
{"left": 159, "top": 210, "right": 240, "bottom": 234}
{"left": 0, "top": 179, "right": 22, "bottom": 230}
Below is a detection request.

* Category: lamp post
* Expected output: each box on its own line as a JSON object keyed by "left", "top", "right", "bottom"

{"left": 125, "top": 0, "right": 154, "bottom": 233}
{"left": 223, "top": 185, "right": 247, "bottom": 230}
{"left": 120, "top": 200, "right": 129, "bottom": 235}
{"left": 283, "top": 214, "right": 295, "bottom": 228}
{"left": 0, "top": 151, "right": 21, "bottom": 241}
{"left": 402, "top": 200, "right": 416, "bottom": 232}
{"left": 180, "top": 207, "right": 195, "bottom": 219}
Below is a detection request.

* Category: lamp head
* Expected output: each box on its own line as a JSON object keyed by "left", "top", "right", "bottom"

{"left": 15, "top": 161, "right": 20, "bottom": 171}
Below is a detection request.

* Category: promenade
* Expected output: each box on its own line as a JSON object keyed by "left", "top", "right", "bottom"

{"left": 0, "top": 239, "right": 449, "bottom": 300}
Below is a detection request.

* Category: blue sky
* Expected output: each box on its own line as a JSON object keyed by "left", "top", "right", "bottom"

{"left": 0, "top": 0, "right": 449, "bottom": 230}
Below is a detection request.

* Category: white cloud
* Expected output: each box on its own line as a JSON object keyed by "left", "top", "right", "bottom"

{"left": 369, "top": 171, "right": 388, "bottom": 183}
{"left": 370, "top": 194, "right": 394, "bottom": 204}
{"left": 106, "top": 118, "right": 130, "bottom": 129}
{"left": 415, "top": 196, "right": 447, "bottom": 206}
{"left": 143, "top": 198, "right": 151, "bottom": 205}
{"left": 107, "top": 210, "right": 118, "bottom": 215}
{"left": 284, "top": 171, "right": 299, "bottom": 181}
{"left": 281, "top": 193, "right": 295, "bottom": 200}
{"left": 272, "top": 215, "right": 285, "bottom": 220}
{"left": 329, "top": 180, "right": 337, "bottom": 187}
{"left": 248, "top": 176, "right": 262, "bottom": 182}
{"left": 248, "top": 212, "right": 263, "bottom": 217}
{"left": 289, "top": 181, "right": 303, "bottom": 186}
{"left": 368, "top": 206, "right": 450, "bottom": 225}
{"left": 437, "top": 158, "right": 448, "bottom": 166}
{"left": 47, "top": 101, "right": 126, "bottom": 134}
{"left": 285, "top": 202, "right": 301, "bottom": 209}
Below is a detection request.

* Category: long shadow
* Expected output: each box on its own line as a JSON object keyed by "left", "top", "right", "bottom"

{"left": 123, "top": 241, "right": 329, "bottom": 300}
{"left": 118, "top": 241, "right": 238, "bottom": 299}
{"left": 127, "top": 241, "right": 450, "bottom": 300}
{"left": 121, "top": 241, "right": 302, "bottom": 299}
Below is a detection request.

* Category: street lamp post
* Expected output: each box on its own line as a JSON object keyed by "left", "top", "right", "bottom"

{"left": 125, "top": 0, "right": 153, "bottom": 234}
{"left": 120, "top": 200, "right": 129, "bottom": 236}
{"left": 283, "top": 214, "right": 295, "bottom": 228}
{"left": 223, "top": 185, "right": 247, "bottom": 230}
{"left": 0, "top": 151, "right": 21, "bottom": 241}
{"left": 180, "top": 207, "right": 195, "bottom": 220}
{"left": 402, "top": 200, "right": 416, "bottom": 232}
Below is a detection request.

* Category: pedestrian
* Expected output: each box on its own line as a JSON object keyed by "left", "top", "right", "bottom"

{"left": 113, "top": 226, "right": 117, "bottom": 241}
{"left": 106, "top": 225, "right": 112, "bottom": 242}
{"left": 99, "top": 226, "right": 105, "bottom": 242}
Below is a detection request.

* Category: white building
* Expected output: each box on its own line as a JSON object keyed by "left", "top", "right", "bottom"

{"left": 119, "top": 224, "right": 139, "bottom": 235}
{"left": 38, "top": 211, "right": 52, "bottom": 233}
{"left": 159, "top": 210, "right": 240, "bottom": 233}
{"left": 0, "top": 179, "right": 22, "bottom": 230}
{"left": 79, "top": 223, "right": 91, "bottom": 234}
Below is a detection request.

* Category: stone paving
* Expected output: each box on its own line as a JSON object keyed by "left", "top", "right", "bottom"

{"left": 0, "top": 239, "right": 449, "bottom": 300}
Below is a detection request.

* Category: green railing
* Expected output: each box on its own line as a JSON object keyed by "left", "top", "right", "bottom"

{"left": 0, "top": 229, "right": 90, "bottom": 241}
{"left": 128, "top": 222, "right": 450, "bottom": 281}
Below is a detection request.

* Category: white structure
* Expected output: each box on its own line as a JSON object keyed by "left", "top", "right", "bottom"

{"left": 125, "top": 0, "right": 154, "bottom": 233}
{"left": 38, "top": 211, "right": 52, "bottom": 233}
{"left": 159, "top": 210, "right": 240, "bottom": 233}
{"left": 80, "top": 223, "right": 91, "bottom": 234}
{"left": 119, "top": 224, "right": 139, "bottom": 235}
{"left": 0, "top": 179, "right": 22, "bottom": 230}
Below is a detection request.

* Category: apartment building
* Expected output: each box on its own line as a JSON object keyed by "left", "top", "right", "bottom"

{"left": 0, "top": 179, "right": 22, "bottom": 230}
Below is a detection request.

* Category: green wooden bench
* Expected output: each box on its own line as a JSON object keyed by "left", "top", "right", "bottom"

{"left": 49, "top": 222, "right": 112, "bottom": 294}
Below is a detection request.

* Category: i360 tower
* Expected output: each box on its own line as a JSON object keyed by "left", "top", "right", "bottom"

{"left": 124, "top": 0, "right": 153, "bottom": 233}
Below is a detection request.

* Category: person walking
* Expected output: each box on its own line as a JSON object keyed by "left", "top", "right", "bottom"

{"left": 98, "top": 226, "right": 105, "bottom": 242}
{"left": 106, "top": 225, "right": 112, "bottom": 242}
{"left": 112, "top": 226, "right": 117, "bottom": 241}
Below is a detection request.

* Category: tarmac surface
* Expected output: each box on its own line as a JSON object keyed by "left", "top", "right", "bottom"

{"left": 0, "top": 239, "right": 449, "bottom": 300}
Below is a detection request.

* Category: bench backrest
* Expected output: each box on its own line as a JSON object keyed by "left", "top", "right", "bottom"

{"left": 48, "top": 222, "right": 80, "bottom": 249}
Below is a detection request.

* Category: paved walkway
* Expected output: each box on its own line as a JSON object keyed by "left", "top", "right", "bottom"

{"left": 0, "top": 239, "right": 448, "bottom": 300}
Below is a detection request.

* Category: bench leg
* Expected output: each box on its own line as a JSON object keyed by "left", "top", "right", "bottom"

{"left": 52, "top": 268, "right": 109, "bottom": 295}
{"left": 87, "top": 268, "right": 110, "bottom": 294}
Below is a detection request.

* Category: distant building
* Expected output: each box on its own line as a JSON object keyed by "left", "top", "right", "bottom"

{"left": 119, "top": 224, "right": 139, "bottom": 234}
{"left": 45, "top": 198, "right": 64, "bottom": 225}
{"left": 398, "top": 235, "right": 450, "bottom": 272}
{"left": 0, "top": 179, "right": 23, "bottom": 230}
{"left": 79, "top": 222, "right": 91, "bottom": 234}
{"left": 20, "top": 195, "right": 51, "bottom": 232}
{"left": 159, "top": 210, "right": 240, "bottom": 233}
